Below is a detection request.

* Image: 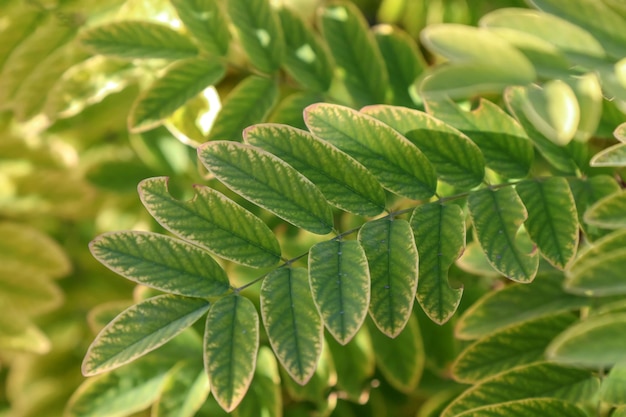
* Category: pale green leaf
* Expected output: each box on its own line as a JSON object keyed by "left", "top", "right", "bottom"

{"left": 304, "top": 103, "right": 437, "bottom": 199}
{"left": 227, "top": 0, "right": 284, "bottom": 74}
{"left": 204, "top": 295, "right": 259, "bottom": 412}
{"left": 568, "top": 175, "right": 621, "bottom": 239}
{"left": 80, "top": 21, "right": 198, "bottom": 59}
{"left": 129, "top": 58, "right": 225, "bottom": 132}
{"left": 373, "top": 24, "right": 426, "bottom": 107}
{"left": 468, "top": 187, "right": 539, "bottom": 282}
{"left": 547, "top": 312, "right": 626, "bottom": 368}
{"left": 424, "top": 97, "right": 533, "bottom": 179}
{"left": 82, "top": 295, "right": 210, "bottom": 376}
{"left": 453, "top": 398, "right": 588, "bottom": 417}
{"left": 138, "top": 177, "right": 281, "bottom": 268}
{"left": 358, "top": 218, "right": 418, "bottom": 337}
{"left": 0, "top": 264, "right": 63, "bottom": 316}
{"left": 368, "top": 314, "right": 424, "bottom": 393}
{"left": 362, "top": 104, "right": 485, "bottom": 190}
{"left": 0, "top": 311, "right": 50, "bottom": 354}
{"left": 319, "top": 2, "right": 388, "bottom": 106}
{"left": 234, "top": 346, "right": 282, "bottom": 417}
{"left": 456, "top": 241, "right": 501, "bottom": 278}
{"left": 198, "top": 141, "right": 334, "bottom": 234}
{"left": 516, "top": 178, "right": 579, "bottom": 269}
{"left": 207, "top": 76, "right": 278, "bottom": 141}
{"left": 442, "top": 362, "right": 599, "bottom": 417}
{"left": 600, "top": 360, "right": 626, "bottom": 405}
{"left": 308, "top": 239, "right": 370, "bottom": 344}
{"left": 590, "top": 143, "right": 626, "bottom": 167}
{"left": 244, "top": 123, "right": 386, "bottom": 216}
{"left": 456, "top": 274, "right": 590, "bottom": 340}
{"left": 280, "top": 341, "right": 335, "bottom": 405}
{"left": 260, "top": 267, "right": 322, "bottom": 385}
{"left": 0, "top": 6, "right": 43, "bottom": 71}
{"left": 410, "top": 202, "right": 465, "bottom": 324}
{"left": 584, "top": 190, "right": 626, "bottom": 229}
{"left": 89, "top": 231, "right": 230, "bottom": 298}
{"left": 615, "top": 123, "right": 626, "bottom": 143}
{"left": 170, "top": 0, "right": 231, "bottom": 56}
{"left": 278, "top": 7, "right": 333, "bottom": 92}
{"left": 452, "top": 313, "right": 577, "bottom": 383}
{"left": 153, "top": 362, "right": 210, "bottom": 417}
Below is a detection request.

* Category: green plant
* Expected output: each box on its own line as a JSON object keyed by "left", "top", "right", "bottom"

{"left": 60, "top": 0, "right": 626, "bottom": 416}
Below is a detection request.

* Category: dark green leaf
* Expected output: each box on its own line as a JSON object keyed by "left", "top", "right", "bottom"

{"left": 452, "top": 398, "right": 588, "bottom": 417}
{"left": 80, "top": 21, "right": 198, "bottom": 59}
{"left": 309, "top": 239, "right": 370, "bottom": 344}
{"left": 584, "top": 190, "right": 626, "bottom": 229}
{"left": 204, "top": 295, "right": 259, "bottom": 412}
{"left": 171, "top": 0, "right": 231, "bottom": 56}
{"left": 568, "top": 175, "right": 621, "bottom": 240}
{"left": 244, "top": 123, "right": 386, "bottom": 216}
{"left": 89, "top": 231, "right": 230, "bottom": 297}
{"left": 198, "top": 141, "right": 334, "bottom": 234}
{"left": 304, "top": 103, "right": 437, "bottom": 199}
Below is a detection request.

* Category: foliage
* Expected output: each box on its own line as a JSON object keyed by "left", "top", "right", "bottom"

{"left": 1, "top": 0, "right": 626, "bottom": 416}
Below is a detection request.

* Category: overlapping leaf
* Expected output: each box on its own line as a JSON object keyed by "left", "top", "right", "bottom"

{"left": 227, "top": 0, "right": 284, "bottom": 74}
{"left": 244, "top": 123, "right": 386, "bottom": 216}
{"left": 89, "top": 231, "right": 230, "bottom": 297}
{"left": 235, "top": 346, "right": 282, "bottom": 417}
{"left": 568, "top": 175, "right": 621, "bottom": 239}
{"left": 207, "top": 76, "right": 278, "bottom": 141}
{"left": 204, "top": 295, "right": 259, "bottom": 412}
{"left": 260, "top": 267, "right": 322, "bottom": 385}
{"left": 600, "top": 360, "right": 626, "bottom": 405}
{"left": 516, "top": 178, "right": 579, "bottom": 269}
{"left": 80, "top": 21, "right": 198, "bottom": 59}
{"left": 0, "top": 265, "right": 63, "bottom": 317}
{"left": 319, "top": 2, "right": 388, "bottom": 106}
{"left": 584, "top": 190, "right": 626, "bottom": 229}
{"left": 170, "top": 0, "right": 230, "bottom": 56}
{"left": 362, "top": 104, "right": 485, "bottom": 190}
{"left": 198, "top": 142, "right": 334, "bottom": 234}
{"left": 591, "top": 143, "right": 626, "bottom": 167}
{"left": 82, "top": 295, "right": 210, "bottom": 376}
{"left": 153, "top": 362, "right": 210, "bottom": 417}
{"left": 308, "top": 239, "right": 370, "bottom": 344}
{"left": 138, "top": 177, "right": 281, "bottom": 268}
{"left": 304, "top": 103, "right": 437, "bottom": 199}
{"left": 129, "top": 58, "right": 226, "bottom": 132}
{"left": 410, "top": 202, "right": 465, "bottom": 324}
{"left": 453, "top": 398, "right": 588, "bottom": 417}
{"left": 468, "top": 187, "right": 539, "bottom": 282}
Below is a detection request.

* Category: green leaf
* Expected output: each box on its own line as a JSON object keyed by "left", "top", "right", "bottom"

{"left": 468, "top": 187, "right": 539, "bottom": 282}
{"left": 204, "top": 295, "right": 259, "bottom": 412}
{"left": 304, "top": 103, "right": 437, "bottom": 199}
{"left": 614, "top": 406, "right": 626, "bottom": 417}
{"left": 153, "top": 362, "right": 210, "bottom": 417}
{"left": 0, "top": 310, "right": 50, "bottom": 354}
{"left": 89, "top": 231, "right": 230, "bottom": 298}
{"left": 268, "top": 91, "right": 323, "bottom": 130}
{"left": 138, "top": 177, "right": 281, "bottom": 268}
{"left": 319, "top": 2, "right": 388, "bottom": 106}
{"left": 600, "top": 360, "right": 626, "bottom": 405}
{"left": 308, "top": 239, "right": 370, "bottom": 344}
{"left": 546, "top": 312, "right": 626, "bottom": 368}
{"left": 80, "top": 21, "right": 198, "bottom": 59}
{"left": 278, "top": 7, "right": 333, "bottom": 92}
{"left": 442, "top": 362, "right": 599, "bottom": 417}
{"left": 368, "top": 314, "right": 424, "bottom": 393}
{"left": 456, "top": 274, "right": 590, "bottom": 340}
{"left": 410, "top": 202, "right": 465, "bottom": 324}
{"left": 362, "top": 104, "right": 485, "bottom": 190}
{"left": 129, "top": 58, "right": 225, "bottom": 132}
{"left": 244, "top": 123, "right": 386, "bottom": 216}
{"left": 590, "top": 143, "right": 626, "bottom": 167}
{"left": 453, "top": 398, "right": 588, "bottom": 417}
{"left": 424, "top": 97, "right": 533, "bottom": 179}
{"left": 0, "top": 264, "right": 63, "bottom": 316}
{"left": 170, "top": 0, "right": 231, "bottom": 56}
{"left": 373, "top": 25, "right": 426, "bottom": 107}
{"left": 516, "top": 178, "right": 579, "bottom": 269}
{"left": 358, "top": 218, "right": 418, "bottom": 337}
{"left": 234, "top": 346, "right": 282, "bottom": 417}
{"left": 568, "top": 175, "right": 621, "bottom": 239}
{"left": 227, "top": 0, "right": 284, "bottom": 74}
{"left": 452, "top": 313, "right": 578, "bottom": 383}
{"left": 82, "top": 295, "right": 210, "bottom": 376}
{"left": 584, "top": 190, "right": 626, "bottom": 229}
{"left": 260, "top": 267, "right": 322, "bottom": 385}
{"left": 280, "top": 342, "right": 335, "bottom": 405}
{"left": 198, "top": 141, "right": 334, "bottom": 234}
{"left": 207, "top": 76, "right": 278, "bottom": 141}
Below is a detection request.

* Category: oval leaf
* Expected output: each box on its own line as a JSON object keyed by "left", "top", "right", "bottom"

{"left": 198, "top": 141, "right": 334, "bottom": 234}
{"left": 304, "top": 103, "right": 437, "bottom": 200}
{"left": 138, "top": 177, "right": 281, "bottom": 268}
{"left": 235, "top": 346, "right": 282, "bottom": 417}
{"left": 204, "top": 295, "right": 259, "bottom": 412}
{"left": 358, "top": 218, "right": 418, "bottom": 337}
{"left": 153, "top": 362, "right": 210, "bottom": 417}
{"left": 170, "top": 0, "right": 231, "bottom": 56}
{"left": 308, "top": 239, "right": 370, "bottom": 344}
{"left": 260, "top": 267, "right": 323, "bottom": 385}
{"left": 244, "top": 123, "right": 386, "bottom": 216}
{"left": 568, "top": 175, "right": 621, "bottom": 240}
{"left": 584, "top": 190, "right": 626, "bottom": 229}
{"left": 453, "top": 398, "right": 588, "bottom": 417}
{"left": 82, "top": 295, "right": 210, "bottom": 376}
{"left": 89, "top": 231, "right": 230, "bottom": 297}
{"left": 590, "top": 143, "right": 626, "bottom": 167}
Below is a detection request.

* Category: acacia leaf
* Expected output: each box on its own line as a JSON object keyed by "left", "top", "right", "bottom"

{"left": 153, "top": 362, "right": 210, "bottom": 417}
{"left": 235, "top": 346, "right": 282, "bottom": 417}
{"left": 170, "top": 0, "right": 230, "bottom": 56}
{"left": 584, "top": 190, "right": 626, "bottom": 229}
{"left": 453, "top": 398, "right": 588, "bottom": 417}
{"left": 590, "top": 143, "right": 626, "bottom": 167}
{"left": 198, "top": 141, "right": 334, "bottom": 234}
